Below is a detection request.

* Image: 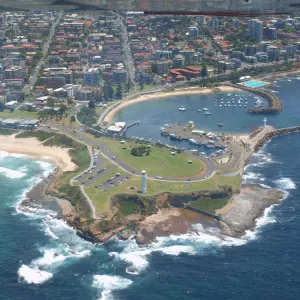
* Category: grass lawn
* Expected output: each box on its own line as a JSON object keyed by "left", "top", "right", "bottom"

{"left": 16, "top": 131, "right": 56, "bottom": 141}
{"left": 84, "top": 154, "right": 241, "bottom": 213}
{"left": 189, "top": 198, "right": 228, "bottom": 214}
{"left": 101, "top": 138, "right": 204, "bottom": 177}
{"left": 0, "top": 128, "right": 17, "bottom": 135}
{"left": 0, "top": 110, "right": 38, "bottom": 119}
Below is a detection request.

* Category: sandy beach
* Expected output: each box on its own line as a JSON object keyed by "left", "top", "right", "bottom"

{"left": 104, "top": 86, "right": 240, "bottom": 123}
{"left": 0, "top": 134, "right": 76, "bottom": 172}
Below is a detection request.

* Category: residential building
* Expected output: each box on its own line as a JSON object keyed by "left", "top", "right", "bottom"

{"left": 244, "top": 45, "right": 257, "bottom": 56}
{"left": 199, "top": 15, "right": 206, "bottom": 25}
{"left": 208, "top": 17, "right": 218, "bottom": 28}
{"left": 188, "top": 27, "right": 199, "bottom": 38}
{"left": 112, "top": 69, "right": 127, "bottom": 83}
{"left": 263, "top": 27, "right": 277, "bottom": 40}
{"left": 231, "top": 51, "right": 245, "bottom": 60}
{"left": 84, "top": 68, "right": 100, "bottom": 86}
{"left": 155, "top": 60, "right": 169, "bottom": 74}
{"left": 255, "top": 52, "right": 268, "bottom": 62}
{"left": 248, "top": 19, "right": 263, "bottom": 41}
{"left": 173, "top": 55, "right": 185, "bottom": 68}
{"left": 232, "top": 19, "right": 240, "bottom": 27}
{"left": 286, "top": 44, "right": 297, "bottom": 56}
{"left": 267, "top": 46, "right": 279, "bottom": 61}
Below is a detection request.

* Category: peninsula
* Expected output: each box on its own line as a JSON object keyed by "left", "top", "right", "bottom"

{"left": 4, "top": 82, "right": 295, "bottom": 246}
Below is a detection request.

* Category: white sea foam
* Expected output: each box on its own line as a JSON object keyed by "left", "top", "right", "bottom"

{"left": 18, "top": 265, "right": 53, "bottom": 285}
{"left": 274, "top": 178, "right": 296, "bottom": 190}
{"left": 0, "top": 150, "right": 10, "bottom": 159}
{"left": 93, "top": 275, "right": 133, "bottom": 300}
{"left": 0, "top": 167, "right": 26, "bottom": 179}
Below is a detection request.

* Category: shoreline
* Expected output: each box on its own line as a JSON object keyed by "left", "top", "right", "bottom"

{"left": 104, "top": 86, "right": 240, "bottom": 123}
{"left": 0, "top": 134, "right": 76, "bottom": 172}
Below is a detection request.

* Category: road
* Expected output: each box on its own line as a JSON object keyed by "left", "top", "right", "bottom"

{"left": 115, "top": 15, "right": 136, "bottom": 91}
{"left": 24, "top": 11, "right": 63, "bottom": 95}
{"left": 46, "top": 119, "right": 221, "bottom": 182}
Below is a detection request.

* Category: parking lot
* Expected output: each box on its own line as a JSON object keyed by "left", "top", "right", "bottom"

{"left": 96, "top": 174, "right": 131, "bottom": 191}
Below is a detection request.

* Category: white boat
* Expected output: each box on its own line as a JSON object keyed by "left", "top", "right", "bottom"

{"left": 189, "top": 138, "right": 198, "bottom": 145}
{"left": 219, "top": 105, "right": 222, "bottom": 107}
{"left": 228, "top": 104, "right": 231, "bottom": 107}
{"left": 204, "top": 111, "right": 211, "bottom": 115}
{"left": 202, "top": 108, "right": 208, "bottom": 111}
{"left": 227, "top": 94, "right": 231, "bottom": 97}
{"left": 224, "top": 104, "right": 227, "bottom": 107}
{"left": 178, "top": 106, "right": 186, "bottom": 111}
{"left": 197, "top": 109, "right": 202, "bottom": 112}
{"left": 239, "top": 104, "right": 242, "bottom": 107}
{"left": 234, "top": 105, "right": 237, "bottom": 107}
{"left": 232, "top": 100, "right": 235, "bottom": 103}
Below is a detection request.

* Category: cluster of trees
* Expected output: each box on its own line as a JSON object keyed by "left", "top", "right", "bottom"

{"left": 130, "top": 145, "right": 151, "bottom": 157}
{"left": 77, "top": 106, "right": 97, "bottom": 127}
{"left": 37, "top": 98, "right": 68, "bottom": 120}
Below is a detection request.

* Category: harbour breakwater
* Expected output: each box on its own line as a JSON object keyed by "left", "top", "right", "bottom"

{"left": 229, "top": 83, "right": 283, "bottom": 114}
{"left": 254, "top": 126, "right": 300, "bottom": 152}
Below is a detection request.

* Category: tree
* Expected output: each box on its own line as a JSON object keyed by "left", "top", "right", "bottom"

{"left": 0, "top": 102, "right": 4, "bottom": 112}
{"left": 107, "top": 83, "right": 114, "bottom": 100}
{"left": 139, "top": 76, "right": 145, "bottom": 90}
{"left": 96, "top": 92, "right": 102, "bottom": 103}
{"left": 115, "top": 83, "right": 123, "bottom": 99}
{"left": 126, "top": 79, "right": 131, "bottom": 92}
{"left": 46, "top": 97, "right": 55, "bottom": 108}
{"left": 88, "top": 100, "right": 95, "bottom": 109}
{"left": 201, "top": 63, "right": 208, "bottom": 78}
{"left": 58, "top": 103, "right": 68, "bottom": 119}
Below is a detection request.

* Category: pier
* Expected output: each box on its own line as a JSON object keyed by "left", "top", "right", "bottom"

{"left": 120, "top": 121, "right": 140, "bottom": 136}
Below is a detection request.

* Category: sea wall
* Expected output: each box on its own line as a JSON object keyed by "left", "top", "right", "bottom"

{"left": 229, "top": 83, "right": 283, "bottom": 114}
{"left": 254, "top": 126, "right": 300, "bottom": 152}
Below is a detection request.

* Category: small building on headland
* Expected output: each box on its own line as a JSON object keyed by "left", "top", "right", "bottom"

{"left": 107, "top": 122, "right": 126, "bottom": 134}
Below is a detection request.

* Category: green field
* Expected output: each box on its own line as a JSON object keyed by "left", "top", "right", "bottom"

{"left": 84, "top": 155, "right": 241, "bottom": 214}
{"left": 16, "top": 131, "right": 56, "bottom": 141}
{"left": 101, "top": 139, "right": 204, "bottom": 177}
{"left": 0, "top": 110, "right": 38, "bottom": 119}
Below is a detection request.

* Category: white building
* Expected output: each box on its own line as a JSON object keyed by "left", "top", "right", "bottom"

{"left": 107, "top": 122, "right": 126, "bottom": 134}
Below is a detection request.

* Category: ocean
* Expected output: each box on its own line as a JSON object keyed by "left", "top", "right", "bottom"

{"left": 1, "top": 76, "right": 300, "bottom": 300}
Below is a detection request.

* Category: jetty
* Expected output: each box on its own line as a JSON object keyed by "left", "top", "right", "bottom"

{"left": 228, "top": 83, "right": 283, "bottom": 114}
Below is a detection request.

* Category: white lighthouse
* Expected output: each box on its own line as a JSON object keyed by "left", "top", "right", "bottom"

{"left": 141, "top": 170, "right": 147, "bottom": 193}
{"left": 263, "top": 117, "right": 267, "bottom": 127}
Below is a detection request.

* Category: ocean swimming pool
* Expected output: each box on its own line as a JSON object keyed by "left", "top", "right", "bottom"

{"left": 242, "top": 80, "right": 270, "bottom": 88}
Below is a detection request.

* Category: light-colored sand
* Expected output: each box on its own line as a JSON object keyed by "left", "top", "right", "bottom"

{"left": 0, "top": 134, "right": 76, "bottom": 172}
{"left": 104, "top": 86, "right": 239, "bottom": 123}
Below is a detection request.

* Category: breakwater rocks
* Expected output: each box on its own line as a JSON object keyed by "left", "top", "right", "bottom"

{"left": 229, "top": 83, "right": 282, "bottom": 114}
{"left": 254, "top": 126, "right": 300, "bottom": 152}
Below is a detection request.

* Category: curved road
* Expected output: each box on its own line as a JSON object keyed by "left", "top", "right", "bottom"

{"left": 46, "top": 120, "right": 243, "bottom": 183}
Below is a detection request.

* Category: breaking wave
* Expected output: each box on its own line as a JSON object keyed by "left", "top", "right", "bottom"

{"left": 0, "top": 167, "right": 26, "bottom": 179}
{"left": 93, "top": 275, "right": 133, "bottom": 300}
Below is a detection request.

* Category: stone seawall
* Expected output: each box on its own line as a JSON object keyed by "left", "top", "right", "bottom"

{"left": 229, "top": 83, "right": 283, "bottom": 114}
{"left": 254, "top": 126, "right": 300, "bottom": 152}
